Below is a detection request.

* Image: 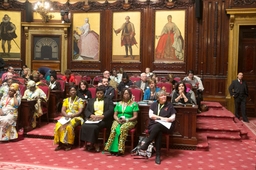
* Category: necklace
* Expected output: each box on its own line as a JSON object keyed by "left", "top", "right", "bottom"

{"left": 121, "top": 100, "right": 130, "bottom": 114}
{"left": 68, "top": 96, "right": 77, "bottom": 113}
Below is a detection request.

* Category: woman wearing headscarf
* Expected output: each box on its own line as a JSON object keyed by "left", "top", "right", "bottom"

{"left": 0, "top": 83, "right": 21, "bottom": 141}
{"left": 22, "top": 80, "right": 47, "bottom": 128}
{"left": 54, "top": 86, "right": 84, "bottom": 151}
{"left": 80, "top": 85, "right": 114, "bottom": 152}
{"left": 140, "top": 90, "right": 176, "bottom": 164}
{"left": 104, "top": 88, "right": 139, "bottom": 156}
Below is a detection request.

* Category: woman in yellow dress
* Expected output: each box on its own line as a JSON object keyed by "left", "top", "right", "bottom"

{"left": 54, "top": 86, "right": 84, "bottom": 151}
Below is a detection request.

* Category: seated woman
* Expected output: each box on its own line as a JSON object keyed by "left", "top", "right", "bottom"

{"left": 80, "top": 85, "right": 114, "bottom": 152}
{"left": 62, "top": 69, "right": 75, "bottom": 85}
{"left": 21, "top": 67, "right": 31, "bottom": 82}
{"left": 168, "top": 73, "right": 177, "bottom": 89}
{"left": 140, "top": 90, "right": 176, "bottom": 164}
{"left": 48, "top": 73, "right": 61, "bottom": 90}
{"left": 22, "top": 80, "right": 47, "bottom": 128}
{"left": 0, "top": 83, "right": 21, "bottom": 141}
{"left": 171, "top": 81, "right": 193, "bottom": 105}
{"left": 143, "top": 79, "right": 160, "bottom": 101}
{"left": 54, "top": 86, "right": 84, "bottom": 151}
{"left": 104, "top": 88, "right": 139, "bottom": 156}
{"left": 77, "top": 80, "right": 92, "bottom": 103}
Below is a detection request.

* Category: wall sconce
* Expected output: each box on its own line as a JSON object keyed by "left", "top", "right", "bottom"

{"left": 83, "top": 0, "right": 90, "bottom": 10}
{"left": 60, "top": 10, "right": 70, "bottom": 23}
{"left": 123, "top": 0, "right": 130, "bottom": 9}
{"left": 2, "top": 0, "right": 10, "bottom": 8}
{"left": 166, "top": 0, "right": 174, "bottom": 6}
{"left": 34, "top": 0, "right": 54, "bottom": 23}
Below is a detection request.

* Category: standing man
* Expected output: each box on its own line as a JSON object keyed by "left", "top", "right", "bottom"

{"left": 114, "top": 16, "right": 137, "bottom": 59}
{"left": 0, "top": 14, "right": 17, "bottom": 55}
{"left": 229, "top": 72, "right": 249, "bottom": 122}
{"left": 183, "top": 70, "right": 204, "bottom": 112}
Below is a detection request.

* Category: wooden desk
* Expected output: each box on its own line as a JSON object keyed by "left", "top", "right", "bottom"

{"left": 49, "top": 90, "right": 64, "bottom": 121}
{"left": 138, "top": 104, "right": 198, "bottom": 147}
{"left": 17, "top": 99, "right": 37, "bottom": 132}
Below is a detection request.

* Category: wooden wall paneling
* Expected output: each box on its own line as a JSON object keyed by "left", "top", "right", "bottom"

{"left": 216, "top": 1, "right": 229, "bottom": 76}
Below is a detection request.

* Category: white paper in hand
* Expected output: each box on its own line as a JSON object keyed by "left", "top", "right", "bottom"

{"left": 155, "top": 120, "right": 172, "bottom": 129}
{"left": 58, "top": 117, "right": 71, "bottom": 125}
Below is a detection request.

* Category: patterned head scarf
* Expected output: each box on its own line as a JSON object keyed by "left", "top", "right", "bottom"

{"left": 27, "top": 80, "right": 36, "bottom": 88}
{"left": 10, "top": 83, "right": 19, "bottom": 92}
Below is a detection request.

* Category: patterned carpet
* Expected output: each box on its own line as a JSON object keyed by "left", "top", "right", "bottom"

{"left": 0, "top": 102, "right": 256, "bottom": 170}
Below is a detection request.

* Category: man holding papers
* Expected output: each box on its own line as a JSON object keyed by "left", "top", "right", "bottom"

{"left": 140, "top": 90, "right": 176, "bottom": 165}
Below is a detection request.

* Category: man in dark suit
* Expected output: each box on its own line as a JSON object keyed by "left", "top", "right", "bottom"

{"left": 228, "top": 72, "right": 249, "bottom": 122}
{"left": 101, "top": 77, "right": 115, "bottom": 100}
{"left": 134, "top": 72, "right": 148, "bottom": 92}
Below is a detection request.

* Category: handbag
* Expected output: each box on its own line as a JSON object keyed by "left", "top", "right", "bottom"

{"left": 131, "top": 136, "right": 155, "bottom": 158}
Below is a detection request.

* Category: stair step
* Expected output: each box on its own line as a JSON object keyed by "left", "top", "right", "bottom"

{"left": 199, "top": 132, "right": 241, "bottom": 140}
{"left": 197, "top": 108, "right": 235, "bottom": 118}
{"left": 196, "top": 133, "right": 209, "bottom": 151}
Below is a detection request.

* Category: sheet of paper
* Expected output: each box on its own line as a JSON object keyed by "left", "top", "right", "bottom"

{"left": 155, "top": 120, "right": 172, "bottom": 129}
{"left": 85, "top": 120, "right": 102, "bottom": 124}
{"left": 58, "top": 117, "right": 71, "bottom": 125}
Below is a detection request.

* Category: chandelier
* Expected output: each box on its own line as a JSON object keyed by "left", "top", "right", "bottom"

{"left": 34, "top": 0, "right": 54, "bottom": 23}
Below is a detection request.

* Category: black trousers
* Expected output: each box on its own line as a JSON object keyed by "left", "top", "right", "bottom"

{"left": 148, "top": 123, "right": 172, "bottom": 153}
{"left": 234, "top": 95, "right": 248, "bottom": 121}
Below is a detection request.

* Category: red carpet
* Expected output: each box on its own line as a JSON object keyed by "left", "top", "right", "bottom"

{"left": 0, "top": 102, "right": 255, "bottom": 169}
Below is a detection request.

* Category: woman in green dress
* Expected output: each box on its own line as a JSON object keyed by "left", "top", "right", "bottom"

{"left": 104, "top": 88, "right": 139, "bottom": 156}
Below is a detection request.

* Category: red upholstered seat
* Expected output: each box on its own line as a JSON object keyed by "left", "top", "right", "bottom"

{"left": 173, "top": 77, "right": 181, "bottom": 83}
{"left": 92, "top": 76, "right": 102, "bottom": 86}
{"left": 37, "top": 83, "right": 50, "bottom": 126}
{"left": 157, "top": 82, "right": 173, "bottom": 94}
{"left": 57, "top": 73, "right": 64, "bottom": 80}
{"left": 82, "top": 76, "right": 92, "bottom": 85}
{"left": 130, "top": 76, "right": 141, "bottom": 83}
{"left": 56, "top": 79, "right": 66, "bottom": 92}
{"left": 129, "top": 87, "right": 143, "bottom": 102}
{"left": 74, "top": 75, "right": 82, "bottom": 86}
{"left": 185, "top": 82, "right": 193, "bottom": 92}
{"left": 19, "top": 83, "right": 26, "bottom": 96}
{"left": 14, "top": 77, "right": 26, "bottom": 84}
{"left": 88, "top": 87, "right": 96, "bottom": 98}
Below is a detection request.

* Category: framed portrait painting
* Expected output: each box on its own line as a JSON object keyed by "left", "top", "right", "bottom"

{"left": 112, "top": 11, "right": 141, "bottom": 62}
{"left": 72, "top": 12, "right": 100, "bottom": 61}
{"left": 0, "top": 11, "right": 21, "bottom": 59}
{"left": 154, "top": 10, "right": 186, "bottom": 63}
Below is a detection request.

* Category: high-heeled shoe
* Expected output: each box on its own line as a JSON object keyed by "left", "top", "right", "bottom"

{"left": 155, "top": 154, "right": 161, "bottom": 164}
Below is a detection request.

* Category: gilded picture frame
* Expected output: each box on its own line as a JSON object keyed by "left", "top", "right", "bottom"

{"left": 0, "top": 11, "right": 21, "bottom": 59}
{"left": 72, "top": 12, "right": 100, "bottom": 61}
{"left": 154, "top": 10, "right": 186, "bottom": 63}
{"left": 112, "top": 11, "right": 141, "bottom": 62}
